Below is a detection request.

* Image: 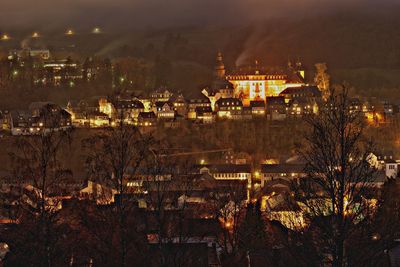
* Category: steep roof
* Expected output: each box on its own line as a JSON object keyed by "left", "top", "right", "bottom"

{"left": 279, "top": 86, "right": 321, "bottom": 97}
{"left": 155, "top": 101, "right": 173, "bottom": 109}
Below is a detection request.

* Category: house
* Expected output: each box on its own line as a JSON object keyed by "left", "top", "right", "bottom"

{"left": 67, "top": 97, "right": 104, "bottom": 126}
{"left": 198, "top": 164, "right": 252, "bottom": 183}
{"left": 385, "top": 159, "right": 398, "bottom": 178}
{"left": 87, "top": 111, "right": 109, "bottom": 127}
{"left": 260, "top": 164, "right": 306, "bottom": 187}
{"left": 169, "top": 93, "right": 187, "bottom": 117}
{"left": 266, "top": 96, "right": 287, "bottom": 121}
{"left": 202, "top": 79, "right": 234, "bottom": 110}
{"left": 79, "top": 180, "right": 117, "bottom": 205}
{"left": 187, "top": 97, "right": 212, "bottom": 120}
{"left": 150, "top": 88, "right": 173, "bottom": 103}
{"left": 113, "top": 99, "right": 145, "bottom": 123}
{"left": 154, "top": 101, "right": 175, "bottom": 119}
{"left": 250, "top": 100, "right": 265, "bottom": 116}
{"left": 349, "top": 98, "right": 363, "bottom": 114}
{"left": 279, "top": 85, "right": 322, "bottom": 104}
{"left": 214, "top": 98, "right": 243, "bottom": 119}
{"left": 368, "top": 152, "right": 395, "bottom": 170}
{"left": 287, "top": 98, "right": 318, "bottom": 117}
{"left": 241, "top": 107, "right": 253, "bottom": 120}
{"left": 195, "top": 106, "right": 215, "bottom": 124}
{"left": 41, "top": 58, "right": 83, "bottom": 86}
{"left": 137, "top": 111, "right": 157, "bottom": 127}
{"left": 10, "top": 103, "right": 72, "bottom": 135}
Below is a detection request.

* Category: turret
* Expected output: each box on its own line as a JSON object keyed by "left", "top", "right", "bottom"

{"left": 214, "top": 51, "right": 226, "bottom": 79}
{"left": 296, "top": 58, "right": 305, "bottom": 79}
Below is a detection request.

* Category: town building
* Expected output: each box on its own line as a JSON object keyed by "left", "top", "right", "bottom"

{"left": 10, "top": 102, "right": 71, "bottom": 135}
{"left": 154, "top": 101, "right": 175, "bottom": 119}
{"left": 266, "top": 96, "right": 287, "bottom": 120}
{"left": 150, "top": 88, "right": 173, "bottom": 103}
{"left": 225, "top": 59, "right": 306, "bottom": 106}
{"left": 214, "top": 98, "right": 243, "bottom": 119}
{"left": 250, "top": 100, "right": 266, "bottom": 116}
{"left": 187, "top": 97, "right": 212, "bottom": 120}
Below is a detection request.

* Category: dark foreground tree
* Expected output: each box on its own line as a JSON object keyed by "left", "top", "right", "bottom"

{"left": 83, "top": 118, "right": 150, "bottom": 267}
{"left": 5, "top": 110, "right": 72, "bottom": 266}
{"left": 296, "top": 86, "right": 377, "bottom": 267}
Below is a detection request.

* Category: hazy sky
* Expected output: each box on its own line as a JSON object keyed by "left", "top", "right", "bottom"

{"left": 0, "top": 0, "right": 398, "bottom": 30}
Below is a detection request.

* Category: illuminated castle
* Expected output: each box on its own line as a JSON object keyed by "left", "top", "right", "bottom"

{"left": 215, "top": 53, "right": 306, "bottom": 106}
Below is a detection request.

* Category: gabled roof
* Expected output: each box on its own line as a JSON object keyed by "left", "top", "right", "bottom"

{"left": 168, "top": 93, "right": 186, "bottom": 103}
{"left": 155, "top": 101, "right": 173, "bottom": 109}
{"left": 279, "top": 86, "right": 321, "bottom": 97}
{"left": 138, "top": 111, "right": 156, "bottom": 119}
{"left": 261, "top": 164, "right": 305, "bottom": 174}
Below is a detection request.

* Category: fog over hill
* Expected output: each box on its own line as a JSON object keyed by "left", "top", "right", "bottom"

{"left": 1, "top": 1, "right": 400, "bottom": 101}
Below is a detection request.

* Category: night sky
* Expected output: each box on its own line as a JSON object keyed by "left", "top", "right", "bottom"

{"left": 1, "top": 0, "right": 398, "bottom": 30}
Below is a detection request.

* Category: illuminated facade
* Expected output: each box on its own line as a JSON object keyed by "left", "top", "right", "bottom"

{"left": 215, "top": 53, "right": 306, "bottom": 106}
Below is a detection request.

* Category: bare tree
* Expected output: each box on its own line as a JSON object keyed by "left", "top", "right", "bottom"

{"left": 142, "top": 150, "right": 195, "bottom": 267}
{"left": 296, "top": 86, "right": 377, "bottom": 267}
{"left": 83, "top": 115, "right": 149, "bottom": 267}
{"left": 6, "top": 107, "right": 73, "bottom": 267}
{"left": 210, "top": 181, "right": 247, "bottom": 258}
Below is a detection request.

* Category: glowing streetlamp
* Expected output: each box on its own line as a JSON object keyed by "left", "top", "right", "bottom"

{"left": 92, "top": 27, "right": 101, "bottom": 34}
{"left": 66, "top": 29, "right": 74, "bottom": 36}
{"left": 1, "top": 34, "right": 10, "bottom": 41}
{"left": 32, "top": 32, "right": 40, "bottom": 38}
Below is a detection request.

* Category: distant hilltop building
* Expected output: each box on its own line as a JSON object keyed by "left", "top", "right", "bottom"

{"left": 8, "top": 48, "right": 50, "bottom": 60}
{"left": 213, "top": 52, "right": 306, "bottom": 106}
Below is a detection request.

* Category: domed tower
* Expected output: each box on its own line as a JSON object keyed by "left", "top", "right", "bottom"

{"left": 214, "top": 51, "right": 226, "bottom": 79}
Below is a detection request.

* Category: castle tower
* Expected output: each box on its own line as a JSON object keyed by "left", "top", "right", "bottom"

{"left": 214, "top": 51, "right": 226, "bottom": 79}
{"left": 296, "top": 58, "right": 305, "bottom": 79}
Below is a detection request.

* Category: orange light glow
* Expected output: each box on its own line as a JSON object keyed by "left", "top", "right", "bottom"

{"left": 1, "top": 34, "right": 10, "bottom": 40}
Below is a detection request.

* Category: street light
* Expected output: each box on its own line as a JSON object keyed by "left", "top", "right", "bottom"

{"left": 92, "top": 27, "right": 101, "bottom": 34}
{"left": 1, "top": 34, "right": 10, "bottom": 41}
